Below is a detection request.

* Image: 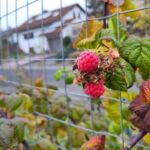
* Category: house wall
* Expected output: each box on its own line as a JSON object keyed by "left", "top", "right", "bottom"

{"left": 63, "top": 6, "right": 85, "bottom": 21}
{"left": 62, "top": 22, "right": 82, "bottom": 39}
{"left": 12, "top": 5, "right": 85, "bottom": 54}
{"left": 13, "top": 30, "right": 50, "bottom": 53}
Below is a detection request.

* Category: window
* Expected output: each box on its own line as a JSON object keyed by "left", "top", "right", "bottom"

{"left": 24, "top": 32, "right": 34, "bottom": 40}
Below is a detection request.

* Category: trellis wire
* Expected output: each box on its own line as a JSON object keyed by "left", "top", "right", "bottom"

{"left": 116, "top": 0, "right": 125, "bottom": 148}
{"left": 60, "top": 0, "right": 73, "bottom": 149}
{"left": 40, "top": 0, "right": 55, "bottom": 142}
{"left": 0, "top": 0, "right": 150, "bottom": 150}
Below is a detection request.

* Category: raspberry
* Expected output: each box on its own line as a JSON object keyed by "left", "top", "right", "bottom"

{"left": 77, "top": 51, "right": 99, "bottom": 73}
{"left": 84, "top": 80, "right": 105, "bottom": 98}
{"left": 109, "top": 48, "right": 120, "bottom": 59}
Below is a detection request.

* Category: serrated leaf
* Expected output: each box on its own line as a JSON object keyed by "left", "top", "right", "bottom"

{"left": 105, "top": 58, "right": 135, "bottom": 91}
{"left": 6, "top": 94, "right": 23, "bottom": 112}
{"left": 77, "top": 33, "right": 97, "bottom": 49}
{"left": 77, "top": 29, "right": 120, "bottom": 51}
{"left": 120, "top": 38, "right": 150, "bottom": 80}
{"left": 108, "top": 17, "right": 128, "bottom": 43}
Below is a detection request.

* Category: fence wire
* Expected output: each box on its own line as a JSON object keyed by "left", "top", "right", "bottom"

{"left": 0, "top": 0, "right": 150, "bottom": 150}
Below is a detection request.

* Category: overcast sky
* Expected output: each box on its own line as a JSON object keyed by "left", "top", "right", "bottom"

{"left": 0, "top": 0, "right": 85, "bottom": 30}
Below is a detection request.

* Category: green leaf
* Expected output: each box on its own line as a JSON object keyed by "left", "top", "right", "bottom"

{"left": 12, "top": 118, "right": 25, "bottom": 143}
{"left": 54, "top": 68, "right": 68, "bottom": 81}
{"left": 77, "top": 29, "right": 120, "bottom": 50}
{"left": 0, "top": 118, "right": 27, "bottom": 148}
{"left": 108, "top": 17, "right": 128, "bottom": 43}
{"left": 77, "top": 33, "right": 97, "bottom": 49}
{"left": 120, "top": 38, "right": 150, "bottom": 80}
{"left": 65, "top": 73, "right": 74, "bottom": 85}
{"left": 0, "top": 119, "right": 15, "bottom": 148}
{"left": 105, "top": 58, "right": 135, "bottom": 91}
{"left": 6, "top": 94, "right": 23, "bottom": 112}
{"left": 54, "top": 68, "right": 64, "bottom": 81}
{"left": 95, "top": 29, "right": 120, "bottom": 48}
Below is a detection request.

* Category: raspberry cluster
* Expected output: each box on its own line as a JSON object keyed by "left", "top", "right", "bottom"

{"left": 75, "top": 51, "right": 105, "bottom": 98}
{"left": 73, "top": 49, "right": 120, "bottom": 99}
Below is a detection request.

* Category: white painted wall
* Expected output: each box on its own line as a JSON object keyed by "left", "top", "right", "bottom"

{"left": 13, "top": 29, "right": 50, "bottom": 53}
{"left": 12, "top": 6, "right": 85, "bottom": 54}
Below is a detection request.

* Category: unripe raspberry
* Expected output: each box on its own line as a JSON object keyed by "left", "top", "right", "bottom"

{"left": 84, "top": 80, "right": 105, "bottom": 98}
{"left": 109, "top": 48, "right": 120, "bottom": 59}
{"left": 77, "top": 51, "right": 99, "bottom": 73}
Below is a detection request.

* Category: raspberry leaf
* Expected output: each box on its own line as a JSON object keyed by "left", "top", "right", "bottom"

{"left": 80, "top": 135, "right": 105, "bottom": 150}
{"left": 141, "top": 79, "right": 150, "bottom": 102}
{"left": 105, "top": 58, "right": 135, "bottom": 91}
{"left": 73, "top": 18, "right": 102, "bottom": 49}
{"left": 120, "top": 38, "right": 150, "bottom": 80}
{"left": 77, "top": 29, "right": 120, "bottom": 50}
{"left": 0, "top": 119, "right": 15, "bottom": 148}
{"left": 5, "top": 94, "right": 23, "bottom": 112}
{"left": 108, "top": 16, "right": 128, "bottom": 43}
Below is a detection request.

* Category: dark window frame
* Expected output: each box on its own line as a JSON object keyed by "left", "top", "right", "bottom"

{"left": 24, "top": 32, "right": 34, "bottom": 40}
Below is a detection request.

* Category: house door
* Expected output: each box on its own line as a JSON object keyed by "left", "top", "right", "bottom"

{"left": 49, "top": 37, "right": 61, "bottom": 53}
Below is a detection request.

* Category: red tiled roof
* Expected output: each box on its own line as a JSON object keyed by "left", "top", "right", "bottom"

{"left": 13, "top": 4, "right": 84, "bottom": 33}
{"left": 40, "top": 18, "right": 75, "bottom": 38}
{"left": 44, "top": 28, "right": 61, "bottom": 38}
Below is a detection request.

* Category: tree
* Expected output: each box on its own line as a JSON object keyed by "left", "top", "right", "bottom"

{"left": 86, "top": 0, "right": 104, "bottom": 16}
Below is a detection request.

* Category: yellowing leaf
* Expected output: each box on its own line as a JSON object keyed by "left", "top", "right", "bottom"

{"left": 19, "top": 93, "right": 32, "bottom": 110}
{"left": 93, "top": 46, "right": 109, "bottom": 56}
{"left": 120, "top": 0, "right": 141, "bottom": 19}
{"left": 108, "top": 4, "right": 126, "bottom": 24}
{"left": 102, "top": 40, "right": 114, "bottom": 48}
{"left": 108, "top": 0, "right": 141, "bottom": 21}
{"left": 73, "top": 17, "right": 102, "bottom": 49}
{"left": 144, "top": 133, "right": 150, "bottom": 144}
{"left": 34, "top": 78, "right": 43, "bottom": 87}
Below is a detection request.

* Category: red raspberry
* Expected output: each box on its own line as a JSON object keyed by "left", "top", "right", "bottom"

{"left": 84, "top": 80, "right": 105, "bottom": 98}
{"left": 77, "top": 51, "right": 99, "bottom": 73}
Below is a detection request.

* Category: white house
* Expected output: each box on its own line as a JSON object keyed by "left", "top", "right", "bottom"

{"left": 12, "top": 4, "right": 86, "bottom": 54}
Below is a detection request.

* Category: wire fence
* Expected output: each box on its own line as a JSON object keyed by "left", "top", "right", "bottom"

{"left": 0, "top": 0, "right": 150, "bottom": 149}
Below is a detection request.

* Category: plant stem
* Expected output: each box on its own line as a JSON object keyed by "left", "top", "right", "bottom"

{"left": 123, "top": 130, "right": 147, "bottom": 150}
{"left": 22, "top": 140, "right": 32, "bottom": 150}
{"left": 103, "top": 2, "right": 108, "bottom": 28}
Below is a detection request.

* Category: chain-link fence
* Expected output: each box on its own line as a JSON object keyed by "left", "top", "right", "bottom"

{"left": 0, "top": 0, "right": 150, "bottom": 149}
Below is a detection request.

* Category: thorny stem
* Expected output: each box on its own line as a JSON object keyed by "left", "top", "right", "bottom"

{"left": 103, "top": 2, "right": 108, "bottom": 28}
{"left": 123, "top": 130, "right": 147, "bottom": 150}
